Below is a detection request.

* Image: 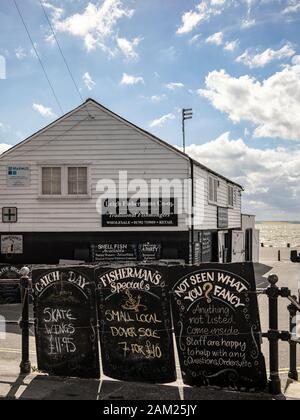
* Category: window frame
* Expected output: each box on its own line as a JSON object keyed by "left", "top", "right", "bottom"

{"left": 39, "top": 165, "right": 91, "bottom": 199}
{"left": 228, "top": 185, "right": 235, "bottom": 209}
{"left": 208, "top": 175, "right": 219, "bottom": 205}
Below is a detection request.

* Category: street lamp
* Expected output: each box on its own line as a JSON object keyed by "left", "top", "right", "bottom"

{"left": 182, "top": 108, "right": 193, "bottom": 153}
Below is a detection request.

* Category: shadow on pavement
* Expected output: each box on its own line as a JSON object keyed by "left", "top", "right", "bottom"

{"left": 0, "top": 375, "right": 276, "bottom": 400}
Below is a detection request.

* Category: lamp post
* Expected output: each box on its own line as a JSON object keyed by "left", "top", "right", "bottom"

{"left": 182, "top": 108, "right": 193, "bottom": 153}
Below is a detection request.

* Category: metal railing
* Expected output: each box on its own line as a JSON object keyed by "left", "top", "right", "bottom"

{"left": 262, "top": 275, "right": 300, "bottom": 395}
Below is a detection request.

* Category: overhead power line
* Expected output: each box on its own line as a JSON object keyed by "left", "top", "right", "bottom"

{"left": 13, "top": 0, "right": 64, "bottom": 115}
{"left": 38, "top": 0, "right": 89, "bottom": 112}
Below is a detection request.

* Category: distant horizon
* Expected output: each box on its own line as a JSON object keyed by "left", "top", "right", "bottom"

{"left": 256, "top": 220, "right": 300, "bottom": 224}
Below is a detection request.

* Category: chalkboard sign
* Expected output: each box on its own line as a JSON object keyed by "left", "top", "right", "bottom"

{"left": 201, "top": 232, "right": 212, "bottom": 263}
{"left": 91, "top": 243, "right": 138, "bottom": 263}
{"left": 32, "top": 266, "right": 100, "bottom": 379}
{"left": 0, "top": 265, "right": 22, "bottom": 304}
{"left": 96, "top": 265, "right": 176, "bottom": 383}
{"left": 170, "top": 263, "right": 267, "bottom": 390}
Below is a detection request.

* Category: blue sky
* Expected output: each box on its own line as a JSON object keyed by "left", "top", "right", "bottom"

{"left": 1, "top": 0, "right": 300, "bottom": 220}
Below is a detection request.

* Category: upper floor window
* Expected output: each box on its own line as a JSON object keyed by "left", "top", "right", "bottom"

{"left": 41, "top": 166, "right": 89, "bottom": 197}
{"left": 68, "top": 167, "right": 88, "bottom": 195}
{"left": 42, "top": 167, "right": 61, "bottom": 195}
{"left": 228, "top": 185, "right": 234, "bottom": 208}
{"left": 208, "top": 176, "right": 218, "bottom": 204}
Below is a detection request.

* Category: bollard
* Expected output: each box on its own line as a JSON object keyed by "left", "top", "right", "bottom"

{"left": 278, "top": 250, "right": 281, "bottom": 262}
{"left": 288, "top": 299, "right": 298, "bottom": 381}
{"left": 19, "top": 267, "right": 31, "bottom": 375}
{"left": 266, "top": 275, "right": 282, "bottom": 395}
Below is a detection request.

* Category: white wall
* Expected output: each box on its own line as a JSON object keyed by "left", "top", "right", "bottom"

{"left": 193, "top": 164, "right": 242, "bottom": 230}
{"left": 0, "top": 100, "right": 242, "bottom": 234}
{"left": 0, "top": 102, "right": 190, "bottom": 233}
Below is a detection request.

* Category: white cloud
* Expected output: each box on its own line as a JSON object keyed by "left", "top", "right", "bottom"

{"left": 0, "top": 123, "right": 10, "bottom": 133}
{"left": 32, "top": 103, "right": 56, "bottom": 118}
{"left": 117, "top": 37, "right": 141, "bottom": 59}
{"left": 149, "top": 95, "right": 167, "bottom": 103}
{"left": 83, "top": 72, "right": 96, "bottom": 91}
{"left": 149, "top": 113, "right": 176, "bottom": 128}
{"left": 189, "top": 34, "right": 202, "bottom": 45}
{"left": 237, "top": 44, "right": 296, "bottom": 68}
{"left": 0, "top": 143, "right": 12, "bottom": 155}
{"left": 185, "top": 132, "right": 300, "bottom": 219}
{"left": 224, "top": 40, "right": 239, "bottom": 52}
{"left": 198, "top": 57, "right": 300, "bottom": 141}
{"left": 120, "top": 73, "right": 144, "bottom": 86}
{"left": 166, "top": 82, "right": 185, "bottom": 90}
{"left": 46, "top": 0, "right": 135, "bottom": 54}
{"left": 15, "top": 45, "right": 37, "bottom": 60}
{"left": 241, "top": 18, "right": 256, "bottom": 29}
{"left": 177, "top": 1, "right": 225, "bottom": 35}
{"left": 283, "top": 0, "right": 300, "bottom": 14}
{"left": 206, "top": 32, "right": 223, "bottom": 46}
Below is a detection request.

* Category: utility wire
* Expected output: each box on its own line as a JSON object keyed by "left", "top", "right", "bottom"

{"left": 13, "top": 0, "right": 64, "bottom": 115}
{"left": 38, "top": 0, "right": 91, "bottom": 118}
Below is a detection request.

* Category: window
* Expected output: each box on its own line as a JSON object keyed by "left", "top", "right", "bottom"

{"left": 228, "top": 185, "right": 234, "bottom": 208}
{"left": 68, "top": 167, "right": 88, "bottom": 195}
{"left": 208, "top": 176, "right": 218, "bottom": 204}
{"left": 42, "top": 167, "right": 61, "bottom": 195}
{"left": 8, "top": 167, "right": 17, "bottom": 177}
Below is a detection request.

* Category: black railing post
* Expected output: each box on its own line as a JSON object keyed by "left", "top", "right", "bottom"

{"left": 19, "top": 267, "right": 31, "bottom": 375}
{"left": 266, "top": 275, "right": 282, "bottom": 395}
{"left": 288, "top": 298, "right": 298, "bottom": 381}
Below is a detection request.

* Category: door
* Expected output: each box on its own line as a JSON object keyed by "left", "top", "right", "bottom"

{"left": 218, "top": 231, "right": 229, "bottom": 263}
{"left": 232, "top": 231, "right": 245, "bottom": 263}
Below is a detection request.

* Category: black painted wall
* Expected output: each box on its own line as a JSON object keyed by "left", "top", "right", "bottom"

{"left": 0, "top": 231, "right": 190, "bottom": 265}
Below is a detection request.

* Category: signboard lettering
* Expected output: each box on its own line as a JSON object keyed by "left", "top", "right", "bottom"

{"left": 7, "top": 166, "right": 31, "bottom": 188}
{"left": 96, "top": 266, "right": 176, "bottom": 383}
{"left": 102, "top": 198, "right": 178, "bottom": 227}
{"left": 170, "top": 263, "right": 267, "bottom": 390}
{"left": 32, "top": 266, "right": 100, "bottom": 379}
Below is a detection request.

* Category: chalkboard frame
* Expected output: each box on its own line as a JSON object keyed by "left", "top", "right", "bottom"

{"left": 32, "top": 266, "right": 100, "bottom": 379}
{"left": 96, "top": 264, "right": 177, "bottom": 384}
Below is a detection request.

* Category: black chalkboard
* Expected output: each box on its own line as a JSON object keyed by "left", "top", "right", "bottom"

{"left": 0, "top": 265, "right": 22, "bottom": 304}
{"left": 170, "top": 263, "right": 267, "bottom": 390}
{"left": 96, "top": 265, "right": 176, "bottom": 383}
{"left": 32, "top": 266, "right": 100, "bottom": 379}
{"left": 201, "top": 232, "right": 213, "bottom": 263}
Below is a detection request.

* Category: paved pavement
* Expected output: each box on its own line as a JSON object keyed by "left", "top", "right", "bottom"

{"left": 0, "top": 261, "right": 299, "bottom": 400}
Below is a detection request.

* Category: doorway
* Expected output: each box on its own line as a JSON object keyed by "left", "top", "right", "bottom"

{"left": 245, "top": 228, "right": 253, "bottom": 262}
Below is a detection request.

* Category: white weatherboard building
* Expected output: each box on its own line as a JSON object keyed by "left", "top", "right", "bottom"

{"left": 0, "top": 99, "right": 256, "bottom": 265}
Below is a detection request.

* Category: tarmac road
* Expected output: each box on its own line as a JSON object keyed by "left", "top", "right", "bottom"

{"left": 0, "top": 262, "right": 299, "bottom": 392}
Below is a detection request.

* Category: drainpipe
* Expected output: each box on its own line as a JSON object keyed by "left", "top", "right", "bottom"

{"left": 189, "top": 159, "right": 195, "bottom": 264}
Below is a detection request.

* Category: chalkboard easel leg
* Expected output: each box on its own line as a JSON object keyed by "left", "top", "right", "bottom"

{"left": 20, "top": 269, "right": 31, "bottom": 375}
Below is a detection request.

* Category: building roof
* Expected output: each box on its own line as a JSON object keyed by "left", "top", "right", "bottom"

{"left": 0, "top": 98, "right": 243, "bottom": 189}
